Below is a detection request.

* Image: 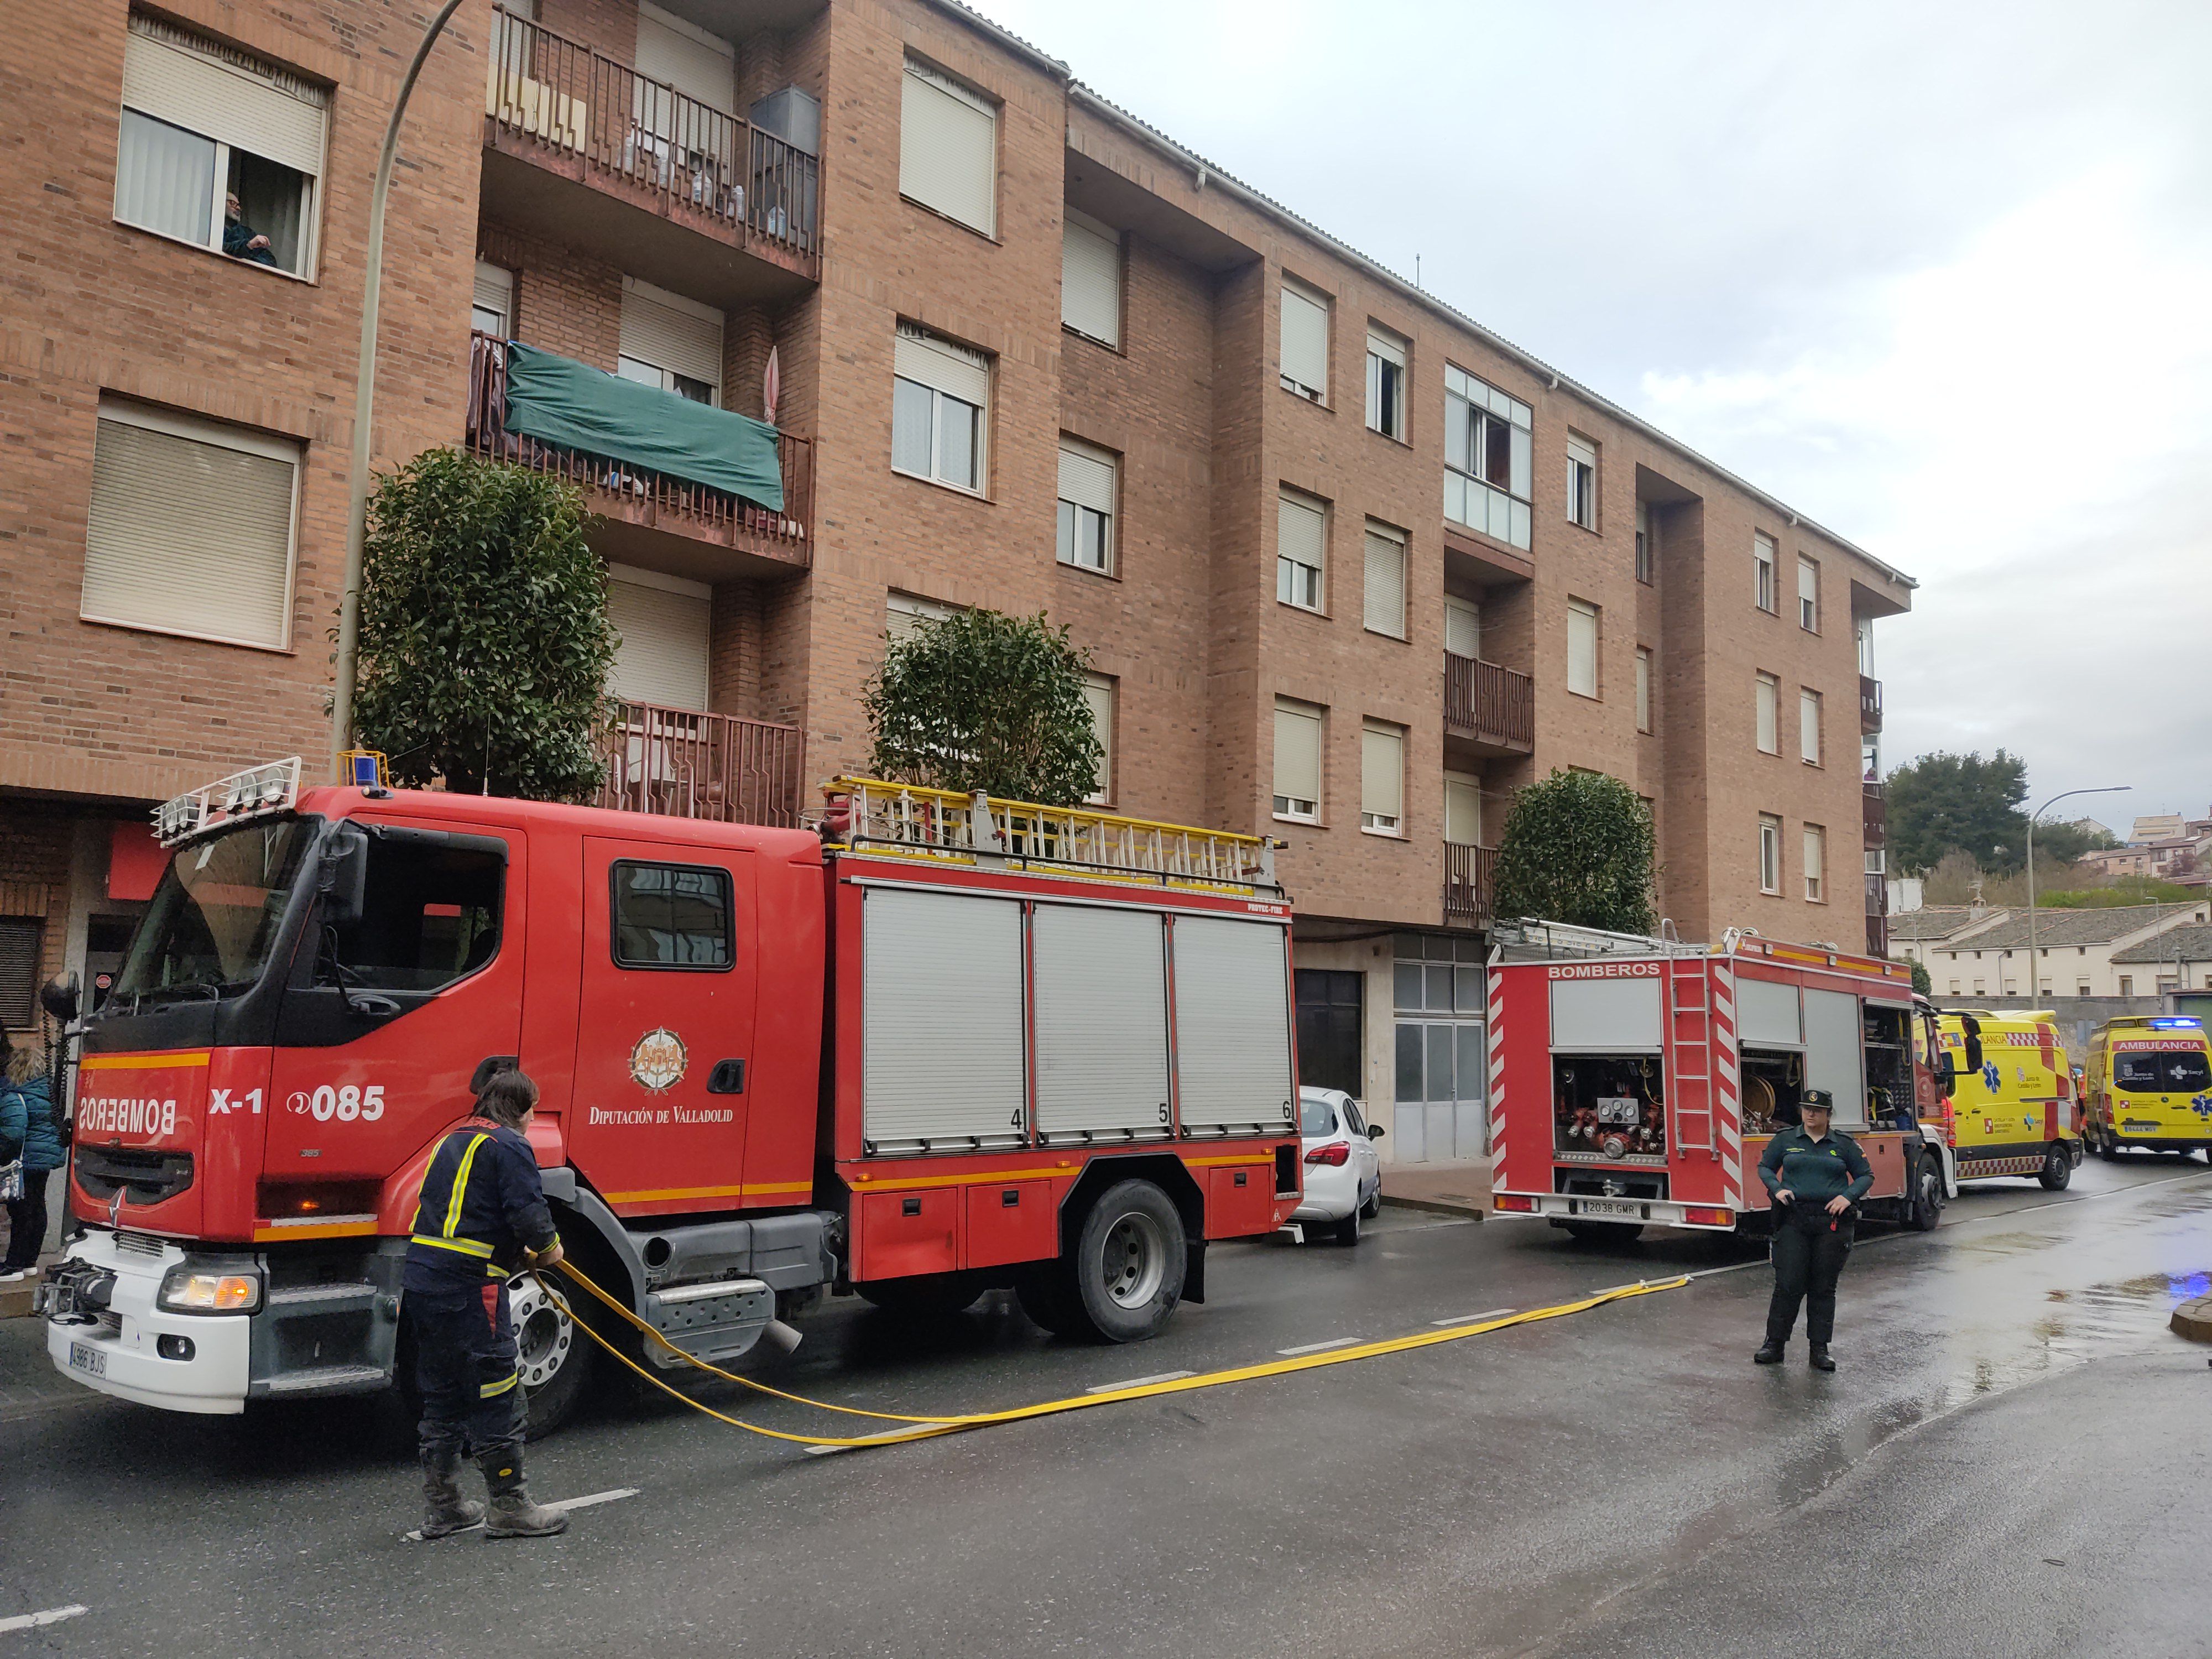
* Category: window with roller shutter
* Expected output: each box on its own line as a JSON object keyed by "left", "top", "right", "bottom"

{"left": 472, "top": 260, "right": 514, "bottom": 337}
{"left": 618, "top": 276, "right": 724, "bottom": 405}
{"left": 1273, "top": 698, "right": 1323, "bottom": 822}
{"left": 893, "top": 324, "right": 990, "bottom": 492}
{"left": 1277, "top": 490, "right": 1326, "bottom": 612}
{"left": 1366, "top": 326, "right": 1407, "bottom": 440}
{"left": 1362, "top": 523, "right": 1406, "bottom": 639}
{"left": 1444, "top": 596, "right": 1481, "bottom": 660}
{"left": 900, "top": 59, "right": 995, "bottom": 235}
{"left": 1056, "top": 440, "right": 1116, "bottom": 574}
{"left": 606, "top": 566, "right": 712, "bottom": 711}
{"left": 1082, "top": 674, "right": 1115, "bottom": 805}
{"left": 81, "top": 398, "right": 298, "bottom": 651}
{"left": 1279, "top": 278, "right": 1330, "bottom": 401}
{"left": 1361, "top": 722, "right": 1404, "bottom": 834}
{"left": 1061, "top": 209, "right": 1121, "bottom": 347}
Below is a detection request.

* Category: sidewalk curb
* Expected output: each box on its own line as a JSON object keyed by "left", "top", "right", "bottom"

{"left": 2171, "top": 1295, "right": 2212, "bottom": 1344}
{"left": 1379, "top": 1195, "right": 1486, "bottom": 1221}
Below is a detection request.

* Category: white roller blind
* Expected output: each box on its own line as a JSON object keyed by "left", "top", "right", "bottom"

{"left": 1800, "top": 689, "right": 1820, "bottom": 761}
{"left": 1444, "top": 773, "right": 1483, "bottom": 846}
{"left": 1444, "top": 597, "right": 1481, "bottom": 659}
{"left": 1273, "top": 700, "right": 1322, "bottom": 802}
{"left": 607, "top": 571, "right": 711, "bottom": 711}
{"left": 633, "top": 1, "right": 733, "bottom": 113}
{"left": 900, "top": 61, "right": 995, "bottom": 234}
{"left": 1362, "top": 525, "right": 1406, "bottom": 638}
{"left": 1278, "top": 491, "right": 1324, "bottom": 567}
{"left": 1803, "top": 989, "right": 1866, "bottom": 1127}
{"left": 887, "top": 591, "right": 958, "bottom": 644}
{"left": 894, "top": 325, "right": 989, "bottom": 405}
{"left": 1057, "top": 440, "right": 1115, "bottom": 513}
{"left": 1567, "top": 435, "right": 1597, "bottom": 469}
{"left": 1756, "top": 674, "right": 1778, "bottom": 751}
{"left": 1033, "top": 905, "right": 1169, "bottom": 1140}
{"left": 1083, "top": 674, "right": 1113, "bottom": 804}
{"left": 473, "top": 260, "right": 513, "bottom": 333}
{"left": 863, "top": 889, "right": 1025, "bottom": 1150}
{"left": 1172, "top": 917, "right": 1295, "bottom": 1135}
{"left": 1366, "top": 326, "right": 1406, "bottom": 368}
{"left": 1550, "top": 978, "right": 1663, "bottom": 1051}
{"left": 1567, "top": 599, "right": 1598, "bottom": 697}
{"left": 1279, "top": 279, "right": 1329, "bottom": 396}
{"left": 1061, "top": 208, "right": 1121, "bottom": 346}
{"left": 620, "top": 276, "right": 724, "bottom": 390}
{"left": 122, "top": 16, "right": 327, "bottom": 176}
{"left": 1361, "top": 724, "right": 1403, "bottom": 820}
{"left": 82, "top": 405, "right": 295, "bottom": 650}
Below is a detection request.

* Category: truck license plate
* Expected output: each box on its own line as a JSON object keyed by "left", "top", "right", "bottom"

{"left": 68, "top": 1341, "right": 107, "bottom": 1378}
{"left": 1576, "top": 1198, "right": 1639, "bottom": 1219}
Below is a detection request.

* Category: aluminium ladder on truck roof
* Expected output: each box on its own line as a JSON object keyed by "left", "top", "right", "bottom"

{"left": 820, "top": 775, "right": 1282, "bottom": 896}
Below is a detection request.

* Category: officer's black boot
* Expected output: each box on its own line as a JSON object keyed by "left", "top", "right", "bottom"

{"left": 419, "top": 1447, "right": 486, "bottom": 1538}
{"left": 1753, "top": 1340, "right": 1785, "bottom": 1365}
{"left": 1808, "top": 1343, "right": 1835, "bottom": 1372}
{"left": 478, "top": 1446, "right": 569, "bottom": 1538}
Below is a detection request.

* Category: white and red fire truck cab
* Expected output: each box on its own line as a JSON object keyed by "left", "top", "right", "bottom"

{"left": 1486, "top": 922, "right": 1953, "bottom": 1238}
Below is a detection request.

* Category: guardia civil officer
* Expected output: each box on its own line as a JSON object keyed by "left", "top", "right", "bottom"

{"left": 1753, "top": 1088, "right": 1871, "bottom": 1372}
{"left": 403, "top": 1068, "right": 571, "bottom": 1539}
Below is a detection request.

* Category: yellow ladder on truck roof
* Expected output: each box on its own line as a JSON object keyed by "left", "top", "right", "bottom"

{"left": 822, "top": 776, "right": 1281, "bottom": 895}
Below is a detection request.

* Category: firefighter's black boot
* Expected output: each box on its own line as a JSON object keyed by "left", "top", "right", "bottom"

{"left": 419, "top": 1447, "right": 485, "bottom": 1538}
{"left": 1753, "top": 1341, "right": 1784, "bottom": 1365}
{"left": 1808, "top": 1343, "right": 1835, "bottom": 1372}
{"left": 478, "top": 1446, "right": 568, "bottom": 1538}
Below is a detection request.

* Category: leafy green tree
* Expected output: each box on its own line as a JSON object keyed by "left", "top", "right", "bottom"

{"left": 2033, "top": 816, "right": 2119, "bottom": 864}
{"left": 1492, "top": 769, "right": 1656, "bottom": 933}
{"left": 354, "top": 450, "right": 615, "bottom": 799}
{"left": 1908, "top": 958, "right": 1932, "bottom": 997}
{"left": 865, "top": 609, "right": 1101, "bottom": 804}
{"left": 1885, "top": 750, "right": 2030, "bottom": 874}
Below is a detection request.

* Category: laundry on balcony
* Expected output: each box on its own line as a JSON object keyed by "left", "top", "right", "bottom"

{"left": 500, "top": 340, "right": 785, "bottom": 514}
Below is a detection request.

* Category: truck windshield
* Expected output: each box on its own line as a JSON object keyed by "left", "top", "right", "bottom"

{"left": 112, "top": 820, "right": 312, "bottom": 1004}
{"left": 2115, "top": 1051, "right": 2212, "bottom": 1093}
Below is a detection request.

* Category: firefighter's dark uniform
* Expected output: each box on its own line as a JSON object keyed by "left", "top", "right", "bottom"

{"left": 1757, "top": 1119, "right": 1872, "bottom": 1350}
{"left": 403, "top": 1120, "right": 559, "bottom": 1464}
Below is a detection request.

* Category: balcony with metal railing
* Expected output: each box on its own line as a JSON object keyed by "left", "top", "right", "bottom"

{"left": 597, "top": 699, "right": 804, "bottom": 827}
{"left": 482, "top": 9, "right": 820, "bottom": 298}
{"left": 466, "top": 332, "right": 811, "bottom": 577}
{"left": 1443, "top": 842, "right": 1499, "bottom": 928}
{"left": 1443, "top": 651, "right": 1535, "bottom": 760}
{"left": 1860, "top": 675, "right": 1883, "bottom": 734}
{"left": 1863, "top": 780, "right": 1887, "bottom": 851}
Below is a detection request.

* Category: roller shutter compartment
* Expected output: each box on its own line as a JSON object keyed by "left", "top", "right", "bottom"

{"left": 1034, "top": 904, "right": 1171, "bottom": 1144}
{"left": 1172, "top": 916, "right": 1295, "bottom": 1138}
{"left": 862, "top": 888, "right": 1025, "bottom": 1154}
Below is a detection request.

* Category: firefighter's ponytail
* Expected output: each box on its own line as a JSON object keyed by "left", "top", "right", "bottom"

{"left": 473, "top": 1067, "right": 539, "bottom": 1130}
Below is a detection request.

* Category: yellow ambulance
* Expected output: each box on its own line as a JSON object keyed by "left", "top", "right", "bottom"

{"left": 1936, "top": 1010, "right": 2080, "bottom": 1189}
{"left": 2084, "top": 1015, "right": 2212, "bottom": 1161}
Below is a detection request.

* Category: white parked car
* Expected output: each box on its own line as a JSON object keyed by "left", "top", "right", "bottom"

{"left": 1293, "top": 1086, "right": 1384, "bottom": 1244}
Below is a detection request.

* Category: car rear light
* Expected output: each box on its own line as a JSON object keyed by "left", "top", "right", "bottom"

{"left": 157, "top": 1268, "right": 262, "bottom": 1314}
{"left": 1682, "top": 1206, "right": 1734, "bottom": 1228}
{"left": 1493, "top": 1193, "right": 1537, "bottom": 1212}
{"left": 1304, "top": 1141, "right": 1351, "bottom": 1166}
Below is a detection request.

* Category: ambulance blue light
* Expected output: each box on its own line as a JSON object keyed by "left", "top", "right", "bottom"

{"left": 2148, "top": 1017, "right": 2203, "bottom": 1029}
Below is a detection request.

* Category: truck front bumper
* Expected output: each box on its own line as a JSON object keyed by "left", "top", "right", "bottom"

{"left": 1490, "top": 1191, "right": 1739, "bottom": 1232}
{"left": 41, "top": 1233, "right": 249, "bottom": 1415}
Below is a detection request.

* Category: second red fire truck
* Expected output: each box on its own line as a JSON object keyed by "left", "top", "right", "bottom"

{"left": 40, "top": 763, "right": 1303, "bottom": 1431}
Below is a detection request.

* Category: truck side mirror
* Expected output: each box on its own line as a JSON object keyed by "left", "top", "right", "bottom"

{"left": 1936, "top": 1050, "right": 1957, "bottom": 1097}
{"left": 320, "top": 825, "right": 370, "bottom": 927}
{"left": 1960, "top": 1014, "right": 1984, "bottom": 1076}
{"left": 39, "top": 972, "right": 80, "bottom": 1022}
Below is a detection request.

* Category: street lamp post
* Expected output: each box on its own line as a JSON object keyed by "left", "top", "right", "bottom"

{"left": 2025, "top": 786, "right": 2128, "bottom": 1004}
{"left": 328, "top": 0, "right": 468, "bottom": 780}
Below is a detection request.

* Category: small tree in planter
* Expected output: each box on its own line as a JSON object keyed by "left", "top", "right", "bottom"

{"left": 864, "top": 609, "right": 1101, "bottom": 805}
{"left": 1492, "top": 769, "right": 1657, "bottom": 934}
{"left": 354, "top": 450, "right": 615, "bottom": 799}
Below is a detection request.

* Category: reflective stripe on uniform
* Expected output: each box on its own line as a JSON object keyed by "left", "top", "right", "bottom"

{"left": 480, "top": 1371, "right": 519, "bottom": 1399}
{"left": 444, "top": 1134, "right": 491, "bottom": 1237}
{"left": 410, "top": 1233, "right": 495, "bottom": 1259}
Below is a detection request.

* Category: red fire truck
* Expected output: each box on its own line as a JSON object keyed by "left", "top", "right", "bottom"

{"left": 1485, "top": 922, "right": 1956, "bottom": 1240}
{"left": 40, "top": 762, "right": 1303, "bottom": 1430}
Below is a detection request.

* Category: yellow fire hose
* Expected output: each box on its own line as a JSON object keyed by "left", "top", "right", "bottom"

{"left": 535, "top": 1259, "right": 1693, "bottom": 1453}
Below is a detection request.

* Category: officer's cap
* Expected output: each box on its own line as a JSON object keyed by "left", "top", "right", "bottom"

{"left": 1799, "top": 1089, "right": 1835, "bottom": 1113}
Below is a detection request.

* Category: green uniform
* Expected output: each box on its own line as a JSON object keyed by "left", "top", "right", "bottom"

{"left": 1757, "top": 1125, "right": 1873, "bottom": 1206}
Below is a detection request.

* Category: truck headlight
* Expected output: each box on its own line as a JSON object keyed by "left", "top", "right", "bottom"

{"left": 157, "top": 1268, "right": 262, "bottom": 1314}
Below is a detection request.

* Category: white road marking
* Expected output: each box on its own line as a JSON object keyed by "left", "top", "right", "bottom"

{"left": 1276, "top": 1337, "right": 1359, "bottom": 1357}
{"left": 0, "top": 1606, "right": 88, "bottom": 1634}
{"left": 1432, "top": 1307, "right": 1516, "bottom": 1327}
{"left": 550, "top": 1486, "right": 640, "bottom": 1513}
{"left": 1086, "top": 1370, "right": 1197, "bottom": 1394}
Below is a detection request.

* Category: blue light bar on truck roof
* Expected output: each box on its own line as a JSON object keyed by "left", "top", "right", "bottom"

{"left": 2148, "top": 1017, "right": 2203, "bottom": 1029}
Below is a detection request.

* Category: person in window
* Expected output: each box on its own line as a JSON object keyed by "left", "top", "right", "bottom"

{"left": 0, "top": 1044, "right": 65, "bottom": 1282}
{"left": 222, "top": 192, "right": 278, "bottom": 267}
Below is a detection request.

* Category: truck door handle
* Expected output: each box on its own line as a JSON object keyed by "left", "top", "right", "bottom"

{"left": 707, "top": 1059, "right": 746, "bottom": 1095}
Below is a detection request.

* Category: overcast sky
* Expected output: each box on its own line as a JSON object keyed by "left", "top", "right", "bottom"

{"left": 977, "top": 0, "right": 2212, "bottom": 835}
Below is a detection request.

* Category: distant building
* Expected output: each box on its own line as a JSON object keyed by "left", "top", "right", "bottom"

{"left": 2112, "top": 925, "right": 2212, "bottom": 997}
{"left": 2129, "top": 813, "right": 2187, "bottom": 844}
{"left": 1915, "top": 902, "right": 2210, "bottom": 1000}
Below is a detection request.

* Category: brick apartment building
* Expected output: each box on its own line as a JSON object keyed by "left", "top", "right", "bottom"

{"left": 0, "top": 0, "right": 1914, "bottom": 1162}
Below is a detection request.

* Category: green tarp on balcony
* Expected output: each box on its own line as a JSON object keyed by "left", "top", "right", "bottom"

{"left": 502, "top": 341, "right": 784, "bottom": 514}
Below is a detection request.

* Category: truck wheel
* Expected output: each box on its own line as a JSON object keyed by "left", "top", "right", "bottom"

{"left": 1562, "top": 1222, "right": 1641, "bottom": 1245}
{"left": 855, "top": 1274, "right": 985, "bottom": 1319}
{"left": 512, "top": 1271, "right": 594, "bottom": 1440}
{"left": 1065, "top": 1179, "right": 1186, "bottom": 1343}
{"left": 2037, "top": 1144, "right": 2073, "bottom": 1191}
{"left": 1910, "top": 1159, "right": 1945, "bottom": 1231}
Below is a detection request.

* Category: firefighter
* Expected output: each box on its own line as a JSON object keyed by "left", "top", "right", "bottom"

{"left": 403, "top": 1068, "right": 571, "bottom": 1540}
{"left": 1753, "top": 1089, "right": 1871, "bottom": 1373}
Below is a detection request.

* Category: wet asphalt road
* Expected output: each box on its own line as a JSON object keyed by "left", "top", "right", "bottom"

{"left": 3, "top": 1155, "right": 2210, "bottom": 1658}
